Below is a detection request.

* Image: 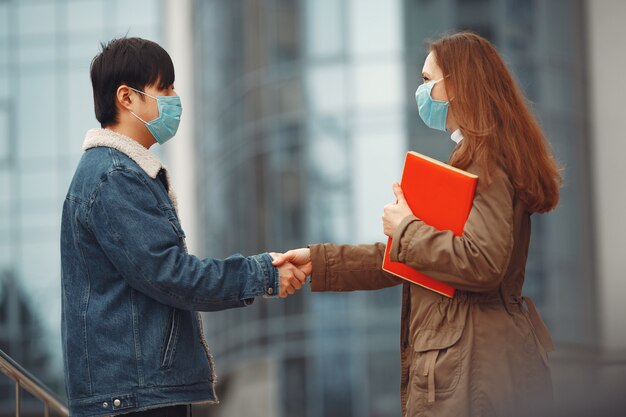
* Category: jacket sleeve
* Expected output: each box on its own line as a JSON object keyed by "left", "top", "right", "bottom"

{"left": 87, "top": 167, "right": 279, "bottom": 311}
{"left": 309, "top": 242, "right": 403, "bottom": 292}
{"left": 389, "top": 166, "right": 515, "bottom": 292}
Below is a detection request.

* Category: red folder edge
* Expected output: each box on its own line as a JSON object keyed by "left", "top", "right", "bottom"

{"left": 382, "top": 151, "right": 478, "bottom": 298}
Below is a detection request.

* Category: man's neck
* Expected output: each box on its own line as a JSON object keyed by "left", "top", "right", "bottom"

{"left": 107, "top": 124, "right": 156, "bottom": 149}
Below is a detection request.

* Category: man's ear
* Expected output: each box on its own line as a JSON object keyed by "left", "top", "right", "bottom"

{"left": 116, "top": 85, "right": 134, "bottom": 111}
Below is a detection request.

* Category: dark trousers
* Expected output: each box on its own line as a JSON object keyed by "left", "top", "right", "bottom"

{"left": 121, "top": 405, "right": 189, "bottom": 417}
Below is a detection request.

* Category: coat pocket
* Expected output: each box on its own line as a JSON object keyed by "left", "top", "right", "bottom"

{"left": 160, "top": 309, "right": 180, "bottom": 369}
{"left": 411, "top": 326, "right": 464, "bottom": 403}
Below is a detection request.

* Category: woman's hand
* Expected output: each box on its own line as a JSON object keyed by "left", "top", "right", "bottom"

{"left": 272, "top": 248, "right": 313, "bottom": 278}
{"left": 269, "top": 252, "right": 308, "bottom": 297}
{"left": 382, "top": 182, "right": 414, "bottom": 237}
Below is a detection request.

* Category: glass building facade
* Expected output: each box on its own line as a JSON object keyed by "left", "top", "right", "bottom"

{"left": 0, "top": 0, "right": 612, "bottom": 416}
{"left": 0, "top": 0, "right": 164, "bottom": 409}
{"left": 193, "top": 1, "right": 404, "bottom": 416}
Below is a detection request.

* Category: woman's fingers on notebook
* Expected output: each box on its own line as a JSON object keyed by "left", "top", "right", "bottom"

{"left": 393, "top": 182, "right": 406, "bottom": 204}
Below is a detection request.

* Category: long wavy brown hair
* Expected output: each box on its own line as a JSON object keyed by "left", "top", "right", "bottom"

{"left": 429, "top": 32, "right": 562, "bottom": 213}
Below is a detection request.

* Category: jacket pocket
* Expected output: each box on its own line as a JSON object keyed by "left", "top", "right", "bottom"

{"left": 167, "top": 216, "right": 186, "bottom": 239}
{"left": 411, "top": 326, "right": 464, "bottom": 403}
{"left": 160, "top": 309, "right": 180, "bottom": 369}
{"left": 158, "top": 204, "right": 187, "bottom": 239}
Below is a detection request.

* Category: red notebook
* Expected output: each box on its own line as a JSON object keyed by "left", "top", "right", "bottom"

{"left": 382, "top": 151, "right": 478, "bottom": 298}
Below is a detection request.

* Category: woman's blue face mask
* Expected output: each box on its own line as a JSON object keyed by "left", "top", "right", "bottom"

{"left": 415, "top": 79, "right": 449, "bottom": 132}
{"left": 129, "top": 87, "right": 182, "bottom": 145}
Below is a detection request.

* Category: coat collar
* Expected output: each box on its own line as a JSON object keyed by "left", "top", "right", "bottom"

{"left": 82, "top": 128, "right": 165, "bottom": 179}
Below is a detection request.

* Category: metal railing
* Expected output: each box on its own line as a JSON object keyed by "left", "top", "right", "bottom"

{"left": 0, "top": 349, "right": 68, "bottom": 417}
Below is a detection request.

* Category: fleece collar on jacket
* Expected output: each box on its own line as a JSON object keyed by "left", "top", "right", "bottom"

{"left": 83, "top": 128, "right": 165, "bottom": 178}
{"left": 82, "top": 128, "right": 181, "bottom": 217}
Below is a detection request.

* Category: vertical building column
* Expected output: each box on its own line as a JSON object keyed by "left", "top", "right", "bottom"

{"left": 347, "top": 0, "right": 405, "bottom": 244}
{"left": 164, "top": 0, "right": 199, "bottom": 253}
{"left": 587, "top": 0, "right": 626, "bottom": 351}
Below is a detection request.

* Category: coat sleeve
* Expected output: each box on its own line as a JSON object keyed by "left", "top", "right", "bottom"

{"left": 88, "top": 167, "right": 279, "bottom": 311}
{"left": 309, "top": 242, "right": 404, "bottom": 292}
{"left": 389, "top": 165, "right": 515, "bottom": 292}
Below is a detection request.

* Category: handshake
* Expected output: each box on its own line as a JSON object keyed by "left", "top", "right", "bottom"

{"left": 267, "top": 182, "right": 414, "bottom": 298}
{"left": 269, "top": 248, "right": 312, "bottom": 298}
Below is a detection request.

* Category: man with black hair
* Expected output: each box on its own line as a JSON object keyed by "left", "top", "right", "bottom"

{"left": 60, "top": 37, "right": 310, "bottom": 417}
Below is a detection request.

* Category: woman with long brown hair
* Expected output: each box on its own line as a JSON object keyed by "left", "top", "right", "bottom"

{"left": 274, "top": 32, "right": 562, "bottom": 416}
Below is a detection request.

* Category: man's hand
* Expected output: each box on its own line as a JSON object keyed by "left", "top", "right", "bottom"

{"left": 269, "top": 253, "right": 307, "bottom": 298}
{"left": 382, "top": 182, "right": 413, "bottom": 237}
{"left": 272, "top": 248, "right": 312, "bottom": 278}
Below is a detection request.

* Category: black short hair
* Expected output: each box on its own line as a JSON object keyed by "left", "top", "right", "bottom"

{"left": 90, "top": 37, "right": 175, "bottom": 127}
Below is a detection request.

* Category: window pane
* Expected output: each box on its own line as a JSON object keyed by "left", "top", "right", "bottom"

{"left": 306, "top": 65, "right": 347, "bottom": 114}
{"left": 67, "top": 69, "right": 98, "bottom": 154}
{"left": 350, "top": 0, "right": 401, "bottom": 56}
{"left": 305, "top": 0, "right": 343, "bottom": 58}
{"left": 0, "top": 3, "right": 8, "bottom": 40}
{"left": 17, "top": 73, "right": 57, "bottom": 160}
{"left": 113, "top": 0, "right": 159, "bottom": 31}
{"left": 0, "top": 109, "right": 8, "bottom": 161}
{"left": 353, "top": 61, "right": 402, "bottom": 111}
{"left": 18, "top": 39, "right": 56, "bottom": 67}
{"left": 18, "top": 2, "right": 56, "bottom": 37}
{"left": 66, "top": 0, "right": 104, "bottom": 34}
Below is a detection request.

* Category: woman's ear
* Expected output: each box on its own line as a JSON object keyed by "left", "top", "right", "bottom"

{"left": 116, "top": 85, "right": 133, "bottom": 110}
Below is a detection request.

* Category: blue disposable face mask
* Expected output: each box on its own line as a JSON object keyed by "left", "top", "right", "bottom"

{"left": 129, "top": 87, "right": 182, "bottom": 145}
{"left": 415, "top": 79, "right": 449, "bottom": 132}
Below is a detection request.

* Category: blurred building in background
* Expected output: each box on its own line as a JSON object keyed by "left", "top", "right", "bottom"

{"left": 0, "top": 0, "right": 164, "bottom": 413}
{"left": 183, "top": 0, "right": 624, "bottom": 416}
{"left": 0, "top": 0, "right": 625, "bottom": 416}
{"left": 190, "top": 1, "right": 404, "bottom": 416}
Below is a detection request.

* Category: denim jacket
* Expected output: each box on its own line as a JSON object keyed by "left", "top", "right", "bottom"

{"left": 60, "top": 128, "right": 280, "bottom": 417}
